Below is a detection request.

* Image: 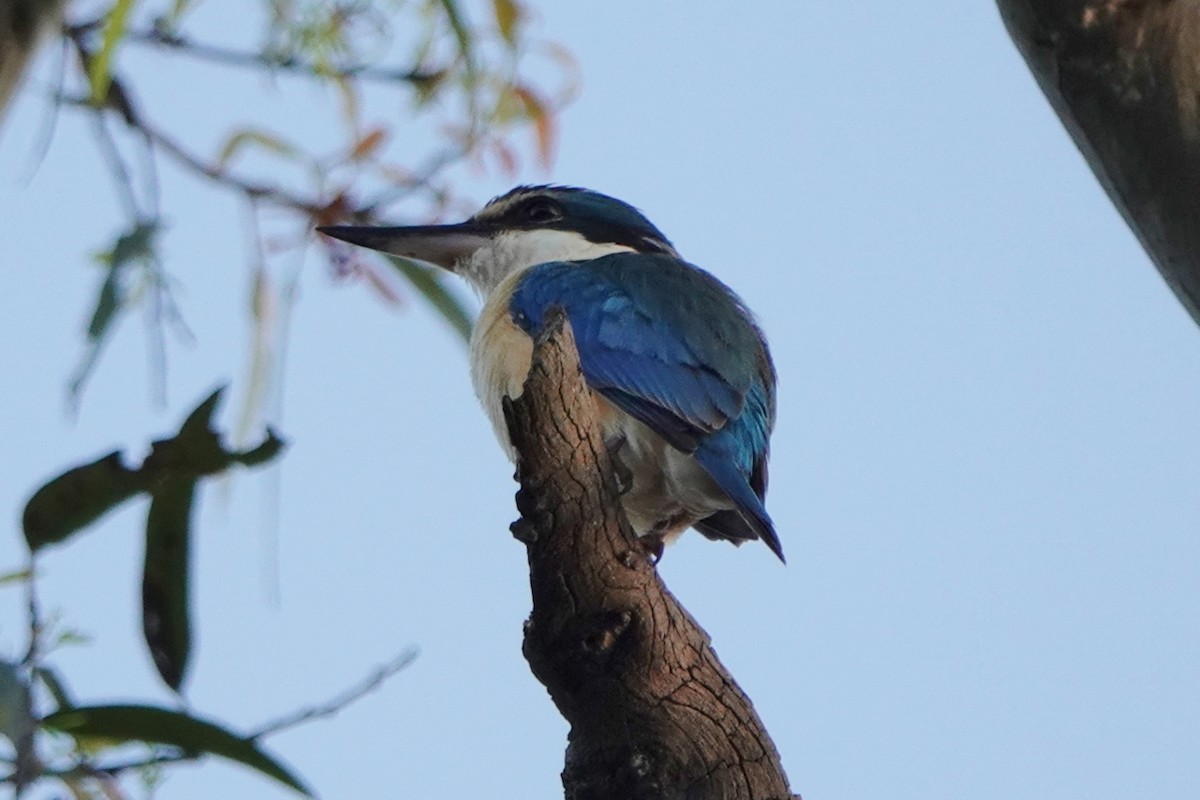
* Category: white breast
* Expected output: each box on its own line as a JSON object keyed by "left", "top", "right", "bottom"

{"left": 468, "top": 270, "right": 534, "bottom": 459}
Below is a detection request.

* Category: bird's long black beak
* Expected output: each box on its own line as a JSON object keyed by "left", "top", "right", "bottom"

{"left": 316, "top": 222, "right": 493, "bottom": 271}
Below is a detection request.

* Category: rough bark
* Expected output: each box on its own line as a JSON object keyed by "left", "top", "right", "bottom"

{"left": 998, "top": 0, "right": 1200, "bottom": 326}
{"left": 503, "top": 310, "right": 796, "bottom": 800}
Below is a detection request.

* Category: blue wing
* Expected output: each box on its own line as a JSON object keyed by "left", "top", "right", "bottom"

{"left": 508, "top": 253, "right": 782, "bottom": 560}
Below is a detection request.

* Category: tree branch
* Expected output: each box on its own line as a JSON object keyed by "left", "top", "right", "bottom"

{"left": 248, "top": 648, "right": 418, "bottom": 739}
{"left": 504, "top": 311, "right": 797, "bottom": 800}
{"left": 998, "top": 0, "right": 1200, "bottom": 327}
{"left": 121, "top": 25, "right": 443, "bottom": 87}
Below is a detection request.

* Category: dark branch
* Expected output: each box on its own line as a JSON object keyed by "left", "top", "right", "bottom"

{"left": 998, "top": 0, "right": 1200, "bottom": 327}
{"left": 504, "top": 311, "right": 797, "bottom": 800}
{"left": 124, "top": 25, "right": 443, "bottom": 87}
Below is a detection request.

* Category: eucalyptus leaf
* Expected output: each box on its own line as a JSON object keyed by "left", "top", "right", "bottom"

{"left": 22, "top": 451, "right": 146, "bottom": 552}
{"left": 387, "top": 255, "right": 473, "bottom": 342}
{"left": 73, "top": 221, "right": 160, "bottom": 404}
{"left": 142, "top": 476, "right": 196, "bottom": 691}
{"left": 42, "top": 704, "right": 312, "bottom": 796}
{"left": 89, "top": 0, "right": 141, "bottom": 103}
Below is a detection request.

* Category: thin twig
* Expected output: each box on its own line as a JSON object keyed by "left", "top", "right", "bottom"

{"left": 142, "top": 117, "right": 323, "bottom": 215}
{"left": 124, "top": 26, "right": 442, "bottom": 87}
{"left": 249, "top": 648, "right": 418, "bottom": 739}
{"left": 2, "top": 650, "right": 419, "bottom": 787}
{"left": 359, "top": 146, "right": 464, "bottom": 216}
{"left": 89, "top": 113, "right": 142, "bottom": 219}
{"left": 2, "top": 750, "right": 194, "bottom": 785}
{"left": 22, "top": 557, "right": 41, "bottom": 668}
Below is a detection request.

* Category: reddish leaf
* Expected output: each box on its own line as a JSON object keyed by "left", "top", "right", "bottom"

{"left": 349, "top": 127, "right": 388, "bottom": 162}
{"left": 512, "top": 84, "right": 556, "bottom": 169}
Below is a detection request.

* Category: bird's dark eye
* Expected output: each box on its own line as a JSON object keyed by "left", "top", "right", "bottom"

{"left": 522, "top": 199, "right": 562, "bottom": 224}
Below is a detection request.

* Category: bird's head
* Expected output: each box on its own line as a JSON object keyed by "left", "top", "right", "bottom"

{"left": 318, "top": 185, "right": 678, "bottom": 296}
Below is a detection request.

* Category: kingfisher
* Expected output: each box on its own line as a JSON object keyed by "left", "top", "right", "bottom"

{"left": 319, "top": 186, "right": 783, "bottom": 561}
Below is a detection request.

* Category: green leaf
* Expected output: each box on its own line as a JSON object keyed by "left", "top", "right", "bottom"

{"left": 492, "top": 0, "right": 520, "bottom": 45}
{"left": 437, "top": 0, "right": 476, "bottom": 78}
{"left": 386, "top": 255, "right": 473, "bottom": 342}
{"left": 105, "top": 221, "right": 158, "bottom": 267}
{"left": 86, "top": 221, "right": 158, "bottom": 343}
{"left": 0, "top": 568, "right": 33, "bottom": 587}
{"left": 42, "top": 705, "right": 313, "bottom": 796}
{"left": 165, "top": 0, "right": 198, "bottom": 28}
{"left": 86, "top": 266, "right": 121, "bottom": 341}
{"left": 73, "top": 221, "right": 160, "bottom": 404}
{"left": 90, "top": 0, "right": 141, "bottom": 104}
{"left": 22, "top": 451, "right": 147, "bottom": 552}
{"left": 215, "top": 129, "right": 298, "bottom": 171}
{"left": 142, "top": 476, "right": 196, "bottom": 692}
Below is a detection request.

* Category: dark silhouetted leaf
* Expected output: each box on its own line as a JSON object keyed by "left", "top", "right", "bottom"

{"left": 84, "top": 221, "right": 158, "bottom": 345}
{"left": 386, "top": 255, "right": 473, "bottom": 342}
{"left": 22, "top": 451, "right": 146, "bottom": 552}
{"left": 42, "top": 704, "right": 313, "bottom": 796}
{"left": 180, "top": 385, "right": 224, "bottom": 435}
{"left": 23, "top": 386, "right": 287, "bottom": 692}
{"left": 22, "top": 385, "right": 290, "bottom": 695}
{"left": 231, "top": 427, "right": 287, "bottom": 468}
{"left": 105, "top": 221, "right": 158, "bottom": 269}
{"left": 142, "top": 476, "right": 196, "bottom": 692}
{"left": 86, "top": 265, "right": 120, "bottom": 341}
{"left": 33, "top": 667, "right": 74, "bottom": 712}
{"left": 136, "top": 387, "right": 285, "bottom": 691}
{"left": 143, "top": 387, "right": 232, "bottom": 480}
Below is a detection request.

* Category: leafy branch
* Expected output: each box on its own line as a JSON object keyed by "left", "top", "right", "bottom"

{"left": 46, "top": 0, "right": 574, "bottom": 408}
{"left": 2, "top": 646, "right": 417, "bottom": 796}
{"left": 5, "top": 385, "right": 417, "bottom": 797}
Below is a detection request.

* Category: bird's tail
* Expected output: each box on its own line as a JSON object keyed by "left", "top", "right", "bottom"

{"left": 693, "top": 450, "right": 784, "bottom": 563}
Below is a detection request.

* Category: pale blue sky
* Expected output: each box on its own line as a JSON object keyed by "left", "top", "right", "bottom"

{"left": 2, "top": 2, "right": 1198, "bottom": 799}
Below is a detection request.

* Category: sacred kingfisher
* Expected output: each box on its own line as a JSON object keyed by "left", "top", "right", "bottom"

{"left": 319, "top": 186, "right": 783, "bottom": 561}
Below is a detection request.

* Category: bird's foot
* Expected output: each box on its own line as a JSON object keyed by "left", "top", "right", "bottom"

{"left": 639, "top": 533, "right": 665, "bottom": 564}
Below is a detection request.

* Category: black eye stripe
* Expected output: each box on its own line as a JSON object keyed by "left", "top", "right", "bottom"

{"left": 520, "top": 198, "right": 561, "bottom": 223}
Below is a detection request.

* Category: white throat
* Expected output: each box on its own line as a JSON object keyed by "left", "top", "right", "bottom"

{"left": 457, "top": 229, "right": 635, "bottom": 298}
